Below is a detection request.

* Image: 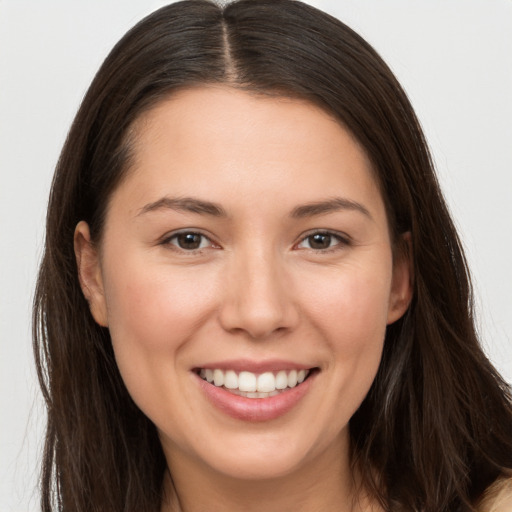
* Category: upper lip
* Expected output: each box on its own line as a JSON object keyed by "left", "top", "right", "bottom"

{"left": 193, "top": 359, "right": 315, "bottom": 373}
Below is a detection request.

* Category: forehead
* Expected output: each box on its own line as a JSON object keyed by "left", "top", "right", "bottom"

{"left": 111, "top": 86, "right": 385, "bottom": 222}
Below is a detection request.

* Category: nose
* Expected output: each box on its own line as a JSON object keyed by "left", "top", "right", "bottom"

{"left": 218, "top": 249, "right": 300, "bottom": 339}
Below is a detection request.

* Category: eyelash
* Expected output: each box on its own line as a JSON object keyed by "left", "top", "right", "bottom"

{"left": 160, "top": 229, "right": 351, "bottom": 254}
{"left": 160, "top": 230, "right": 217, "bottom": 253}
{"left": 294, "top": 230, "right": 351, "bottom": 253}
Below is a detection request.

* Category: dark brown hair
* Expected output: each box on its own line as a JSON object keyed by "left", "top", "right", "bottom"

{"left": 33, "top": 1, "right": 512, "bottom": 510}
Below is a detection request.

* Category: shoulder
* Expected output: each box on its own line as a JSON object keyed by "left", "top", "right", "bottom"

{"left": 476, "top": 477, "right": 512, "bottom": 512}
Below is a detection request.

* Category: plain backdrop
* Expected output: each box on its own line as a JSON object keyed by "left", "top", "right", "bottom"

{"left": 1, "top": 1, "right": 511, "bottom": 510}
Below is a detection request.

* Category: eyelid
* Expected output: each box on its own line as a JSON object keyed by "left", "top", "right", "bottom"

{"left": 294, "top": 229, "right": 352, "bottom": 251}
{"left": 159, "top": 229, "right": 221, "bottom": 252}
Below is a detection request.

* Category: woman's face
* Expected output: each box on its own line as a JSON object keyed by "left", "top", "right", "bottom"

{"left": 76, "top": 87, "right": 411, "bottom": 482}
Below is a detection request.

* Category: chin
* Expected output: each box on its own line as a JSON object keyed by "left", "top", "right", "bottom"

{"left": 205, "top": 445, "right": 312, "bottom": 481}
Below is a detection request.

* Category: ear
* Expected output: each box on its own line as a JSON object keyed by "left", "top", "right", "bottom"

{"left": 387, "top": 232, "right": 414, "bottom": 325}
{"left": 74, "top": 221, "right": 109, "bottom": 327}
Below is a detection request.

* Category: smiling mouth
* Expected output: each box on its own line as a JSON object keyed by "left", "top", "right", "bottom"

{"left": 196, "top": 368, "right": 317, "bottom": 398}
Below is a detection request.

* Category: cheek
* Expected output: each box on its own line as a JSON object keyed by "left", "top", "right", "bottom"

{"left": 340, "top": 275, "right": 390, "bottom": 354}
{"left": 100, "top": 255, "right": 218, "bottom": 398}
{"left": 104, "top": 257, "right": 214, "bottom": 344}
{"left": 303, "top": 260, "right": 392, "bottom": 350}
{"left": 297, "top": 259, "right": 392, "bottom": 415}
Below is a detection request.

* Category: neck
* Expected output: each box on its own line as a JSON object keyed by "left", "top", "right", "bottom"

{"left": 160, "top": 436, "right": 380, "bottom": 512}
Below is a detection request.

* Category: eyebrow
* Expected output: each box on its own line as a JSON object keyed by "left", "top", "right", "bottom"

{"left": 137, "top": 196, "right": 227, "bottom": 217}
{"left": 290, "top": 197, "right": 372, "bottom": 219}
{"left": 137, "top": 195, "right": 371, "bottom": 220}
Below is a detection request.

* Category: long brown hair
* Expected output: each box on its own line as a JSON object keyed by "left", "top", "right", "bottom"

{"left": 33, "top": 1, "right": 512, "bottom": 510}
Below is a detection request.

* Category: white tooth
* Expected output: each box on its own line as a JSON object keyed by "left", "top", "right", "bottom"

{"left": 269, "top": 390, "right": 279, "bottom": 397}
{"left": 287, "top": 369, "right": 298, "bottom": 388}
{"left": 224, "top": 370, "right": 238, "bottom": 389}
{"left": 257, "top": 372, "right": 276, "bottom": 392}
{"left": 205, "top": 369, "right": 214, "bottom": 383}
{"left": 213, "top": 369, "right": 224, "bottom": 387}
{"left": 275, "top": 371, "right": 288, "bottom": 390}
{"left": 246, "top": 392, "right": 259, "bottom": 398}
{"left": 199, "top": 369, "right": 206, "bottom": 379}
{"left": 297, "top": 369, "right": 306, "bottom": 383}
{"left": 238, "top": 371, "right": 257, "bottom": 392}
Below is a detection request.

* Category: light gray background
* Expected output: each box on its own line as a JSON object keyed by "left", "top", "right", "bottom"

{"left": 1, "top": 1, "right": 511, "bottom": 510}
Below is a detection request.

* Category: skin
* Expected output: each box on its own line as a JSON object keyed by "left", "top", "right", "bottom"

{"left": 75, "top": 86, "right": 412, "bottom": 512}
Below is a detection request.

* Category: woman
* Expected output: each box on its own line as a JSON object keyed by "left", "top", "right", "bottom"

{"left": 33, "top": 0, "right": 512, "bottom": 510}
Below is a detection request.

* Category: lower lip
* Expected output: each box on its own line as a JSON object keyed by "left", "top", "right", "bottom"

{"left": 195, "top": 372, "right": 316, "bottom": 422}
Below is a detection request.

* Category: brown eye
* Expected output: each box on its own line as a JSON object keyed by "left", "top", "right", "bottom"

{"left": 308, "top": 233, "right": 332, "bottom": 249}
{"left": 296, "top": 231, "right": 348, "bottom": 251}
{"left": 167, "top": 232, "right": 210, "bottom": 251}
{"left": 177, "top": 233, "right": 202, "bottom": 249}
